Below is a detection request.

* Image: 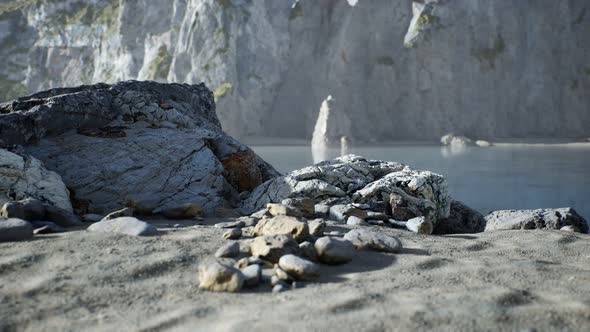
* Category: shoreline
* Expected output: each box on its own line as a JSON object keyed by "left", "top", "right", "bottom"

{"left": 242, "top": 136, "right": 590, "bottom": 148}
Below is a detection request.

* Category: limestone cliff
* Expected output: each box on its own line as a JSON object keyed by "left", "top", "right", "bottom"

{"left": 1, "top": 0, "right": 588, "bottom": 140}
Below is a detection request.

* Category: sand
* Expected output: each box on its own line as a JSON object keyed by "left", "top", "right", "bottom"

{"left": 1, "top": 219, "right": 589, "bottom": 331}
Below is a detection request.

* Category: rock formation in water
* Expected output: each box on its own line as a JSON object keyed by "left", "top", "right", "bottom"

{"left": 0, "top": 81, "right": 279, "bottom": 215}
{"left": 1, "top": 0, "right": 588, "bottom": 141}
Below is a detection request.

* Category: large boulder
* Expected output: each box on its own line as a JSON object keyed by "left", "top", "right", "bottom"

{"left": 242, "top": 155, "right": 451, "bottom": 224}
{"left": 484, "top": 208, "right": 588, "bottom": 234}
{"left": 0, "top": 81, "right": 279, "bottom": 215}
{"left": 0, "top": 146, "right": 72, "bottom": 212}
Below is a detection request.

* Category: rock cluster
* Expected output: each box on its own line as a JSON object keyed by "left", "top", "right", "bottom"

{"left": 242, "top": 155, "right": 452, "bottom": 232}
{"left": 200, "top": 199, "right": 405, "bottom": 293}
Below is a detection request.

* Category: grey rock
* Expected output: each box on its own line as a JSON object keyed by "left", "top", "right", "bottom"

{"left": 214, "top": 220, "right": 246, "bottom": 229}
{"left": 0, "top": 218, "right": 34, "bottom": 242}
{"left": 161, "top": 203, "right": 202, "bottom": 220}
{"left": 330, "top": 205, "right": 367, "bottom": 222}
{"left": 101, "top": 208, "right": 134, "bottom": 221}
{"left": 1, "top": 82, "right": 279, "bottom": 216}
{"left": 198, "top": 259, "right": 244, "bottom": 293}
{"left": 251, "top": 208, "right": 270, "bottom": 219}
{"left": 278, "top": 254, "right": 320, "bottom": 281}
{"left": 346, "top": 216, "right": 366, "bottom": 226}
{"left": 44, "top": 205, "right": 82, "bottom": 227}
{"left": 314, "top": 204, "right": 330, "bottom": 219}
{"left": 0, "top": 148, "right": 73, "bottom": 212}
{"left": 298, "top": 241, "right": 318, "bottom": 262}
{"left": 435, "top": 201, "right": 486, "bottom": 234}
{"left": 241, "top": 264, "right": 262, "bottom": 288}
{"left": 308, "top": 218, "right": 326, "bottom": 237}
{"left": 344, "top": 229, "right": 403, "bottom": 253}
{"left": 282, "top": 198, "right": 315, "bottom": 218}
{"left": 215, "top": 242, "right": 240, "bottom": 258}
{"left": 485, "top": 208, "right": 588, "bottom": 234}
{"left": 223, "top": 228, "right": 242, "bottom": 240}
{"left": 1, "top": 198, "right": 81, "bottom": 227}
{"left": 314, "top": 236, "right": 356, "bottom": 265}
{"left": 1, "top": 198, "right": 45, "bottom": 221}
{"left": 87, "top": 217, "right": 157, "bottom": 236}
{"left": 250, "top": 234, "right": 300, "bottom": 263}
{"left": 406, "top": 217, "right": 434, "bottom": 235}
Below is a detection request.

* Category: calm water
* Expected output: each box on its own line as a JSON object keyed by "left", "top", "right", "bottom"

{"left": 251, "top": 144, "right": 590, "bottom": 220}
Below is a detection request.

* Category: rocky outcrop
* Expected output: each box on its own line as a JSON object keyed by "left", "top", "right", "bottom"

{"left": 0, "top": 81, "right": 279, "bottom": 215}
{"left": 242, "top": 155, "right": 451, "bottom": 225}
{"left": 484, "top": 208, "right": 589, "bottom": 234}
{"left": 0, "top": 146, "right": 72, "bottom": 212}
{"left": 1, "top": 1, "right": 588, "bottom": 141}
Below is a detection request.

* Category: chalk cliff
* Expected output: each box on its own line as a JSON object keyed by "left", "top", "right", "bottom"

{"left": 1, "top": 0, "right": 588, "bottom": 141}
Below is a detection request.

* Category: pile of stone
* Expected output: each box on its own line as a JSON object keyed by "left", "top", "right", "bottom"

{"left": 240, "top": 155, "right": 462, "bottom": 235}
{"left": 199, "top": 199, "right": 403, "bottom": 293}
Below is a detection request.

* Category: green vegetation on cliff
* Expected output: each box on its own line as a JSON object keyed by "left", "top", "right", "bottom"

{"left": 472, "top": 34, "right": 506, "bottom": 69}
{"left": 213, "top": 82, "right": 233, "bottom": 100}
{"left": 149, "top": 45, "right": 173, "bottom": 80}
{"left": 0, "top": 79, "right": 28, "bottom": 102}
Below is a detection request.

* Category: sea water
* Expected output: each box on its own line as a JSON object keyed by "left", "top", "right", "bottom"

{"left": 251, "top": 144, "right": 590, "bottom": 220}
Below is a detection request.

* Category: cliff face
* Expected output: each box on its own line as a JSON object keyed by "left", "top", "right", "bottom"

{"left": 1, "top": 0, "right": 589, "bottom": 141}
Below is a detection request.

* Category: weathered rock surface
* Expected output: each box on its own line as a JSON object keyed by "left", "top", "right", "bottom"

{"left": 278, "top": 254, "right": 320, "bottom": 281}
{"left": 281, "top": 198, "right": 315, "bottom": 218}
{"left": 2, "top": 1, "right": 586, "bottom": 141}
{"left": 484, "top": 208, "right": 589, "bottom": 234}
{"left": 0, "top": 147, "right": 72, "bottom": 212}
{"left": 314, "top": 236, "right": 356, "bottom": 265}
{"left": 253, "top": 216, "right": 309, "bottom": 243}
{"left": 250, "top": 234, "right": 300, "bottom": 263}
{"left": 0, "top": 81, "right": 279, "bottom": 215}
{"left": 435, "top": 201, "right": 487, "bottom": 234}
{"left": 198, "top": 259, "right": 244, "bottom": 293}
{"left": 222, "top": 228, "right": 242, "bottom": 240}
{"left": 0, "top": 218, "right": 33, "bottom": 242}
{"left": 344, "top": 229, "right": 402, "bottom": 253}
{"left": 242, "top": 156, "right": 451, "bottom": 227}
{"left": 215, "top": 242, "right": 240, "bottom": 258}
{"left": 87, "top": 217, "right": 157, "bottom": 236}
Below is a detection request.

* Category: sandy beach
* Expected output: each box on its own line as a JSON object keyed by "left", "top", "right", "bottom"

{"left": 2, "top": 219, "right": 589, "bottom": 332}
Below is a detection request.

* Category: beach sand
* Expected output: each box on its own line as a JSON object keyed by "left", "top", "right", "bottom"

{"left": 1, "top": 219, "right": 589, "bottom": 331}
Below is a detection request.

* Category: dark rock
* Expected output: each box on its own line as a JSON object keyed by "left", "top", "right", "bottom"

{"left": 0, "top": 218, "right": 33, "bottom": 241}
{"left": 435, "top": 200, "right": 486, "bottom": 234}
